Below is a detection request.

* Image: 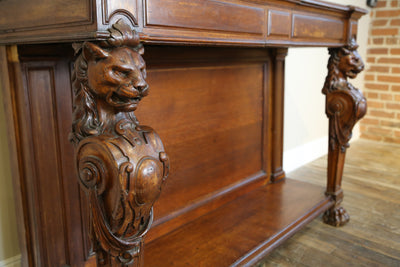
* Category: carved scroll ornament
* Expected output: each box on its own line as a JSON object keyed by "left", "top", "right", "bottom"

{"left": 322, "top": 38, "right": 366, "bottom": 227}
{"left": 70, "top": 20, "right": 169, "bottom": 266}
{"left": 323, "top": 38, "right": 367, "bottom": 152}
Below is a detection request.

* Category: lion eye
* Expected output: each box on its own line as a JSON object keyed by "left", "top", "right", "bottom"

{"left": 112, "top": 67, "right": 132, "bottom": 78}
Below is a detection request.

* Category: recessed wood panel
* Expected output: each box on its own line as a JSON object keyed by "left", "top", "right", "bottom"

{"left": 268, "top": 10, "right": 291, "bottom": 37}
{"left": 103, "top": 0, "right": 138, "bottom": 25}
{"left": 18, "top": 52, "right": 89, "bottom": 266}
{"left": 137, "top": 63, "right": 265, "bottom": 222}
{"left": 0, "top": 0, "right": 91, "bottom": 32}
{"left": 292, "top": 14, "right": 344, "bottom": 40}
{"left": 145, "top": 0, "right": 264, "bottom": 35}
{"left": 25, "top": 66, "right": 68, "bottom": 266}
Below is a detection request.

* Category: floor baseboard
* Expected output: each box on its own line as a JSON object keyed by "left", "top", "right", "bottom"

{"left": 283, "top": 136, "right": 328, "bottom": 174}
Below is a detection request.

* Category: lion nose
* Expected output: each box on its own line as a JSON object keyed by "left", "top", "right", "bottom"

{"left": 133, "top": 77, "right": 148, "bottom": 94}
{"left": 139, "top": 84, "right": 149, "bottom": 96}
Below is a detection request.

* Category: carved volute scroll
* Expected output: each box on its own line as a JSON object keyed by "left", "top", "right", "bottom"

{"left": 322, "top": 38, "right": 367, "bottom": 227}
{"left": 70, "top": 20, "right": 169, "bottom": 266}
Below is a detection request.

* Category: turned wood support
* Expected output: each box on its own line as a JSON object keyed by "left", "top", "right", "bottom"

{"left": 70, "top": 20, "right": 169, "bottom": 266}
{"left": 322, "top": 38, "right": 367, "bottom": 226}
{"left": 270, "top": 48, "right": 288, "bottom": 183}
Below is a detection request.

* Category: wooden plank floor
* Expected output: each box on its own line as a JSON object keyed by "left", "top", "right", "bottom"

{"left": 258, "top": 139, "right": 400, "bottom": 267}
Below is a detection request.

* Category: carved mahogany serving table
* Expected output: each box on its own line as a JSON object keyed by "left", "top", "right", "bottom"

{"left": 0, "top": 1, "right": 367, "bottom": 266}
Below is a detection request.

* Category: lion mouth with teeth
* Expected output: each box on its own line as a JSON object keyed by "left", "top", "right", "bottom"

{"left": 85, "top": 44, "right": 149, "bottom": 112}
{"left": 106, "top": 83, "right": 149, "bottom": 111}
{"left": 338, "top": 47, "right": 364, "bottom": 80}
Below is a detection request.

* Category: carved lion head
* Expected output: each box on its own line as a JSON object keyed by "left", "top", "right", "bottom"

{"left": 323, "top": 38, "right": 364, "bottom": 94}
{"left": 83, "top": 42, "right": 148, "bottom": 112}
{"left": 337, "top": 39, "right": 364, "bottom": 79}
{"left": 71, "top": 20, "right": 147, "bottom": 143}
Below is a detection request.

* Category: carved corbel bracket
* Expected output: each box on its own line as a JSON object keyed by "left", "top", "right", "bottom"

{"left": 322, "top": 38, "right": 367, "bottom": 227}
{"left": 70, "top": 20, "right": 169, "bottom": 266}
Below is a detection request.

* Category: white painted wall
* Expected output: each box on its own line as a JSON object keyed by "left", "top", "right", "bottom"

{"left": 0, "top": 0, "right": 371, "bottom": 265}
{"left": 0, "top": 88, "right": 20, "bottom": 265}
{"left": 283, "top": 0, "right": 371, "bottom": 172}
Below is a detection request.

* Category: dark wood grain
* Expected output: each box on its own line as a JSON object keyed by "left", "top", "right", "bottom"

{"left": 70, "top": 21, "right": 170, "bottom": 266}
{"left": 6, "top": 44, "right": 88, "bottom": 267}
{"left": 0, "top": 1, "right": 368, "bottom": 266}
{"left": 322, "top": 38, "right": 366, "bottom": 226}
{"left": 292, "top": 14, "right": 344, "bottom": 41}
{"left": 0, "top": 0, "right": 367, "bottom": 46}
{"left": 135, "top": 46, "right": 274, "bottom": 242}
{"left": 145, "top": 0, "right": 265, "bottom": 34}
{"left": 268, "top": 10, "right": 291, "bottom": 38}
{"left": 144, "top": 179, "right": 333, "bottom": 267}
{"left": 270, "top": 48, "right": 287, "bottom": 182}
{"left": 23, "top": 63, "right": 69, "bottom": 265}
{"left": 0, "top": 0, "right": 91, "bottom": 31}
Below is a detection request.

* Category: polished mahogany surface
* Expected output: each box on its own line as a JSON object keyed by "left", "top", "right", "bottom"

{"left": 0, "top": 0, "right": 366, "bottom": 47}
{"left": 145, "top": 178, "right": 333, "bottom": 267}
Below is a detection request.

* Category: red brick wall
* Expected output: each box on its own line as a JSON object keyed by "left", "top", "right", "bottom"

{"left": 360, "top": 0, "right": 400, "bottom": 143}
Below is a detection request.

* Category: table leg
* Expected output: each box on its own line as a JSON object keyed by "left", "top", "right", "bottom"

{"left": 322, "top": 38, "right": 367, "bottom": 226}
{"left": 71, "top": 20, "right": 169, "bottom": 266}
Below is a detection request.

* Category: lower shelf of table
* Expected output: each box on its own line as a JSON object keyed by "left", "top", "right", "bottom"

{"left": 144, "top": 178, "right": 334, "bottom": 267}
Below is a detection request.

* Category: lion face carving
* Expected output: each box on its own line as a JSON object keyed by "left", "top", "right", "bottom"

{"left": 84, "top": 42, "right": 148, "bottom": 112}
{"left": 70, "top": 20, "right": 150, "bottom": 143}
{"left": 337, "top": 44, "right": 364, "bottom": 80}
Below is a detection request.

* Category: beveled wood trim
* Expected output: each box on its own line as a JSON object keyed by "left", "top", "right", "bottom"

{"left": 232, "top": 197, "right": 334, "bottom": 266}
{"left": 101, "top": 0, "right": 138, "bottom": 26}
{"left": 144, "top": 0, "right": 265, "bottom": 35}
{"left": 0, "top": 0, "right": 94, "bottom": 32}
{"left": 267, "top": 9, "right": 291, "bottom": 38}
{"left": 0, "top": 0, "right": 367, "bottom": 47}
{"left": 291, "top": 14, "right": 345, "bottom": 41}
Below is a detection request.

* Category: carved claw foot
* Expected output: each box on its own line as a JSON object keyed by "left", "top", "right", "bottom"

{"left": 321, "top": 38, "right": 366, "bottom": 229}
{"left": 323, "top": 206, "right": 350, "bottom": 227}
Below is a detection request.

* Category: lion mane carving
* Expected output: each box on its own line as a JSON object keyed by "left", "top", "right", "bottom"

{"left": 322, "top": 38, "right": 367, "bottom": 152}
{"left": 322, "top": 39, "right": 367, "bottom": 227}
{"left": 323, "top": 38, "right": 365, "bottom": 94}
{"left": 71, "top": 20, "right": 148, "bottom": 144}
{"left": 70, "top": 20, "right": 169, "bottom": 265}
